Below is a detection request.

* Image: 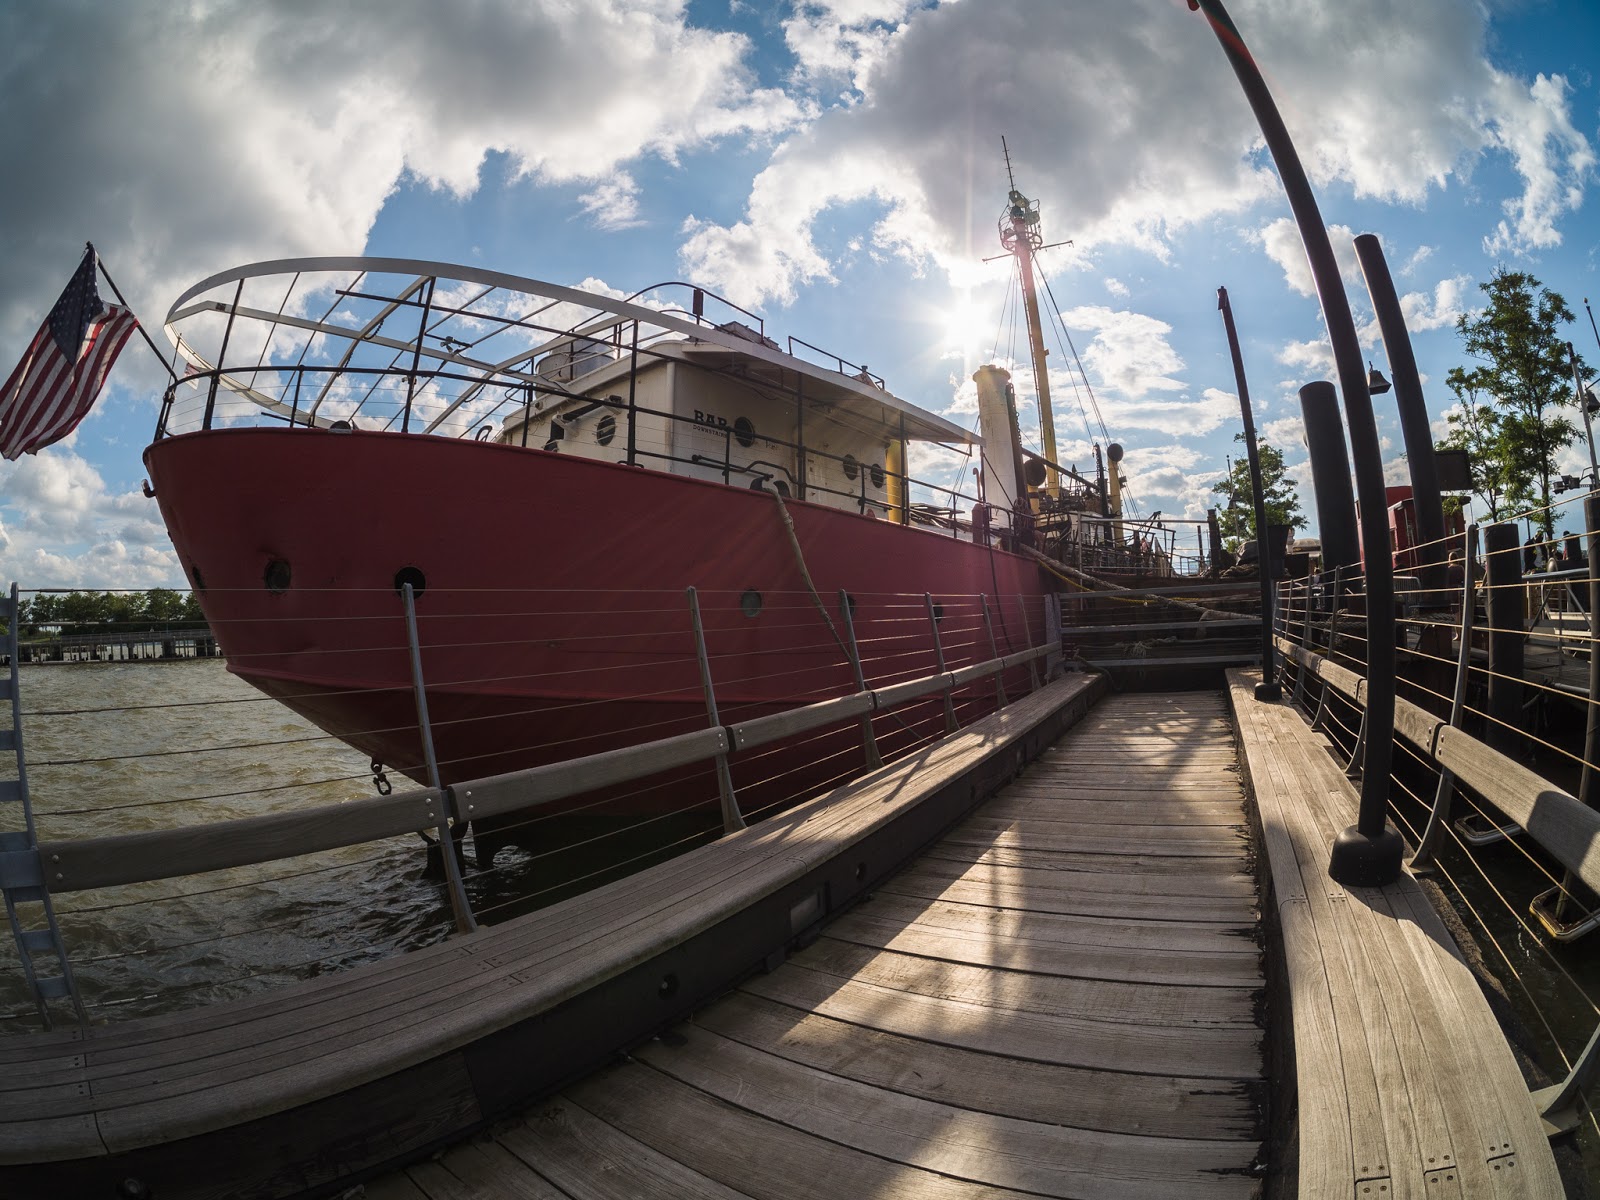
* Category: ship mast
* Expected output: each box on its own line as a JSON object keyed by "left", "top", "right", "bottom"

{"left": 999, "top": 139, "right": 1061, "bottom": 498}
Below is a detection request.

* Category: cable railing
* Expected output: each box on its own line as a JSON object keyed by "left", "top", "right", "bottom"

{"left": 0, "top": 580, "right": 1061, "bottom": 1033}
{"left": 1266, "top": 498, "right": 1600, "bottom": 1142}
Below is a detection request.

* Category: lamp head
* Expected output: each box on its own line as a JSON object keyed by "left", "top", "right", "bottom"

{"left": 1366, "top": 363, "right": 1392, "bottom": 395}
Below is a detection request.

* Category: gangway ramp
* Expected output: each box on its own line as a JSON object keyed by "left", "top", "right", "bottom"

{"left": 367, "top": 691, "right": 1266, "bottom": 1200}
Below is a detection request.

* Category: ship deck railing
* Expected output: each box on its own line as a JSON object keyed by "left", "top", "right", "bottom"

{"left": 1, "top": 585, "right": 1062, "bottom": 1034}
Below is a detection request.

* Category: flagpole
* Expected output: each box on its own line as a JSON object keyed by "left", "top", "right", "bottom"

{"left": 90, "top": 245, "right": 177, "bottom": 382}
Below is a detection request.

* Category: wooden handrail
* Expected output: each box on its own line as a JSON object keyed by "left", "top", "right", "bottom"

{"left": 39, "top": 789, "right": 445, "bottom": 892}
{"left": 1276, "top": 633, "right": 1600, "bottom": 898}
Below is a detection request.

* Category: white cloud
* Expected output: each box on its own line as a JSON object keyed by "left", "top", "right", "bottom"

{"left": 1257, "top": 218, "right": 1362, "bottom": 299}
{"left": 679, "top": 0, "right": 1592, "bottom": 308}
{"left": 0, "top": 449, "right": 181, "bottom": 588}
{"left": 577, "top": 174, "right": 646, "bottom": 231}
{"left": 1278, "top": 336, "right": 1336, "bottom": 380}
{"left": 1483, "top": 73, "right": 1598, "bottom": 256}
{"left": 1104, "top": 277, "right": 1130, "bottom": 298}
{"left": 1, "top": 1, "right": 805, "bottom": 363}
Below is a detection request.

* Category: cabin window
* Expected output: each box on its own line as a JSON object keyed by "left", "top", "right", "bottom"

{"left": 843, "top": 454, "right": 859, "bottom": 481}
{"left": 741, "top": 589, "right": 763, "bottom": 618}
{"left": 734, "top": 416, "right": 756, "bottom": 448}
{"left": 596, "top": 415, "right": 617, "bottom": 446}
{"left": 869, "top": 463, "right": 885, "bottom": 489}
{"left": 263, "top": 559, "right": 291, "bottom": 594}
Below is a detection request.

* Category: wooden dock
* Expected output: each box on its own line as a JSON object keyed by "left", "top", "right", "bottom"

{"left": 1229, "top": 668, "right": 1564, "bottom": 1197}
{"left": 1, "top": 674, "right": 1574, "bottom": 1197}
{"left": 361, "top": 692, "right": 1267, "bottom": 1199}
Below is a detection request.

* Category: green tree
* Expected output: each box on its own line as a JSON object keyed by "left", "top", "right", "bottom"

{"left": 1435, "top": 366, "right": 1518, "bottom": 521}
{"left": 1210, "top": 433, "right": 1306, "bottom": 552}
{"left": 1452, "top": 269, "right": 1586, "bottom": 538}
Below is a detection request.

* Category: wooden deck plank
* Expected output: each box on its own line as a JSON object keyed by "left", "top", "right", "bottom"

{"left": 495, "top": 1102, "right": 757, "bottom": 1200}
{"left": 564, "top": 1063, "right": 1039, "bottom": 1200}
{"left": 880, "top": 860, "right": 1257, "bottom": 924}
{"left": 834, "top": 892, "right": 1256, "bottom": 956}
{"left": 823, "top": 910, "right": 1259, "bottom": 987}
{"left": 1228, "top": 668, "right": 1563, "bottom": 1198}
{"left": 954, "top": 812, "right": 1247, "bottom": 847}
{"left": 793, "top": 937, "right": 1259, "bottom": 1028}
{"left": 692, "top": 991, "right": 1261, "bottom": 1139}
{"left": 632, "top": 1026, "right": 1258, "bottom": 1199}
{"left": 742, "top": 963, "right": 1260, "bottom": 1079}
{"left": 411, "top": 1140, "right": 574, "bottom": 1200}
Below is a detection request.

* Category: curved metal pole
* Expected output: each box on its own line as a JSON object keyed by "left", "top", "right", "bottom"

{"left": 1217, "top": 286, "right": 1279, "bottom": 699}
{"left": 1191, "top": 0, "right": 1400, "bottom": 886}
{"left": 1356, "top": 234, "right": 1447, "bottom": 597}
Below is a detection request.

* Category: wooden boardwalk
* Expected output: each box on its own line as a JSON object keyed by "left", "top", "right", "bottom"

{"left": 1229, "top": 668, "right": 1564, "bottom": 1197}
{"left": 365, "top": 692, "right": 1266, "bottom": 1200}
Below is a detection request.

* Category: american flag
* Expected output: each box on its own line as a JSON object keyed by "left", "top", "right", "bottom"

{"left": 0, "top": 246, "right": 137, "bottom": 460}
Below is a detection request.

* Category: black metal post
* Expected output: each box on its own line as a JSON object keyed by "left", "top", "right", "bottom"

{"left": 1192, "top": 0, "right": 1398, "bottom": 883}
{"left": 203, "top": 279, "right": 245, "bottom": 431}
{"left": 1355, "top": 234, "right": 1447, "bottom": 596}
{"left": 1217, "top": 286, "right": 1279, "bottom": 699}
{"left": 401, "top": 277, "right": 436, "bottom": 435}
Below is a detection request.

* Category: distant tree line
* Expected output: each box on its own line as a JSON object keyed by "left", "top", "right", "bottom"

{"left": 3, "top": 590, "right": 206, "bottom": 640}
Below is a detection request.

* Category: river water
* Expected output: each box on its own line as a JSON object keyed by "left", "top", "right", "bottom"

{"left": 0, "top": 659, "right": 693, "bottom": 1029}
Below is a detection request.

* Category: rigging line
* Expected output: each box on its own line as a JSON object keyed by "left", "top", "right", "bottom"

{"left": 1039, "top": 271, "right": 1108, "bottom": 447}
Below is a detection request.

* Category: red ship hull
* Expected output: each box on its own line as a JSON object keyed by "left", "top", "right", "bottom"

{"left": 143, "top": 428, "right": 1048, "bottom": 852}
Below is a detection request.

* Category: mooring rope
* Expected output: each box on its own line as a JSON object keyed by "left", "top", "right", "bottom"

{"left": 768, "top": 488, "right": 854, "bottom": 663}
{"left": 1018, "top": 544, "right": 1242, "bottom": 623}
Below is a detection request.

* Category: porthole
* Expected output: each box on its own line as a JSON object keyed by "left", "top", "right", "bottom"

{"left": 190, "top": 563, "right": 207, "bottom": 593}
{"left": 734, "top": 416, "right": 756, "bottom": 448}
{"left": 870, "top": 462, "right": 885, "bottom": 488}
{"left": 394, "top": 566, "right": 427, "bottom": 599}
{"left": 843, "top": 454, "right": 859, "bottom": 481}
{"left": 263, "top": 559, "right": 291, "bottom": 594}
{"left": 741, "top": 589, "right": 764, "bottom": 618}
{"left": 596, "top": 415, "right": 617, "bottom": 446}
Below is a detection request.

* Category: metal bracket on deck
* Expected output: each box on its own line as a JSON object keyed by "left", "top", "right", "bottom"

{"left": 1451, "top": 812, "right": 1523, "bottom": 847}
{"left": 1529, "top": 885, "right": 1600, "bottom": 942}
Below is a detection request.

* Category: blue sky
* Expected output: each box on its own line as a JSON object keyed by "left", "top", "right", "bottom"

{"left": 2, "top": 0, "right": 1596, "bottom": 588}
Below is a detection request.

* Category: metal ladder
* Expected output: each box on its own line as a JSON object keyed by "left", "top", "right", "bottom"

{"left": 1, "top": 583, "right": 85, "bottom": 1029}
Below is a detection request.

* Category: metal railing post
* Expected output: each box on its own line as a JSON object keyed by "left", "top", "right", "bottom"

{"left": 1310, "top": 565, "right": 1344, "bottom": 733}
{"left": 1017, "top": 594, "right": 1040, "bottom": 691}
{"left": 1, "top": 583, "right": 86, "bottom": 1029}
{"left": 1534, "top": 1021, "right": 1600, "bottom": 1137}
{"left": 687, "top": 587, "right": 745, "bottom": 834}
{"left": 926, "top": 593, "right": 958, "bottom": 734}
{"left": 1292, "top": 579, "right": 1314, "bottom": 708}
{"left": 837, "top": 591, "right": 882, "bottom": 769}
{"left": 403, "top": 583, "right": 477, "bottom": 936}
{"left": 981, "top": 594, "right": 1008, "bottom": 708}
{"left": 1413, "top": 525, "right": 1479, "bottom": 869}
{"left": 1533, "top": 494, "right": 1600, "bottom": 929}
{"left": 203, "top": 278, "right": 245, "bottom": 430}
